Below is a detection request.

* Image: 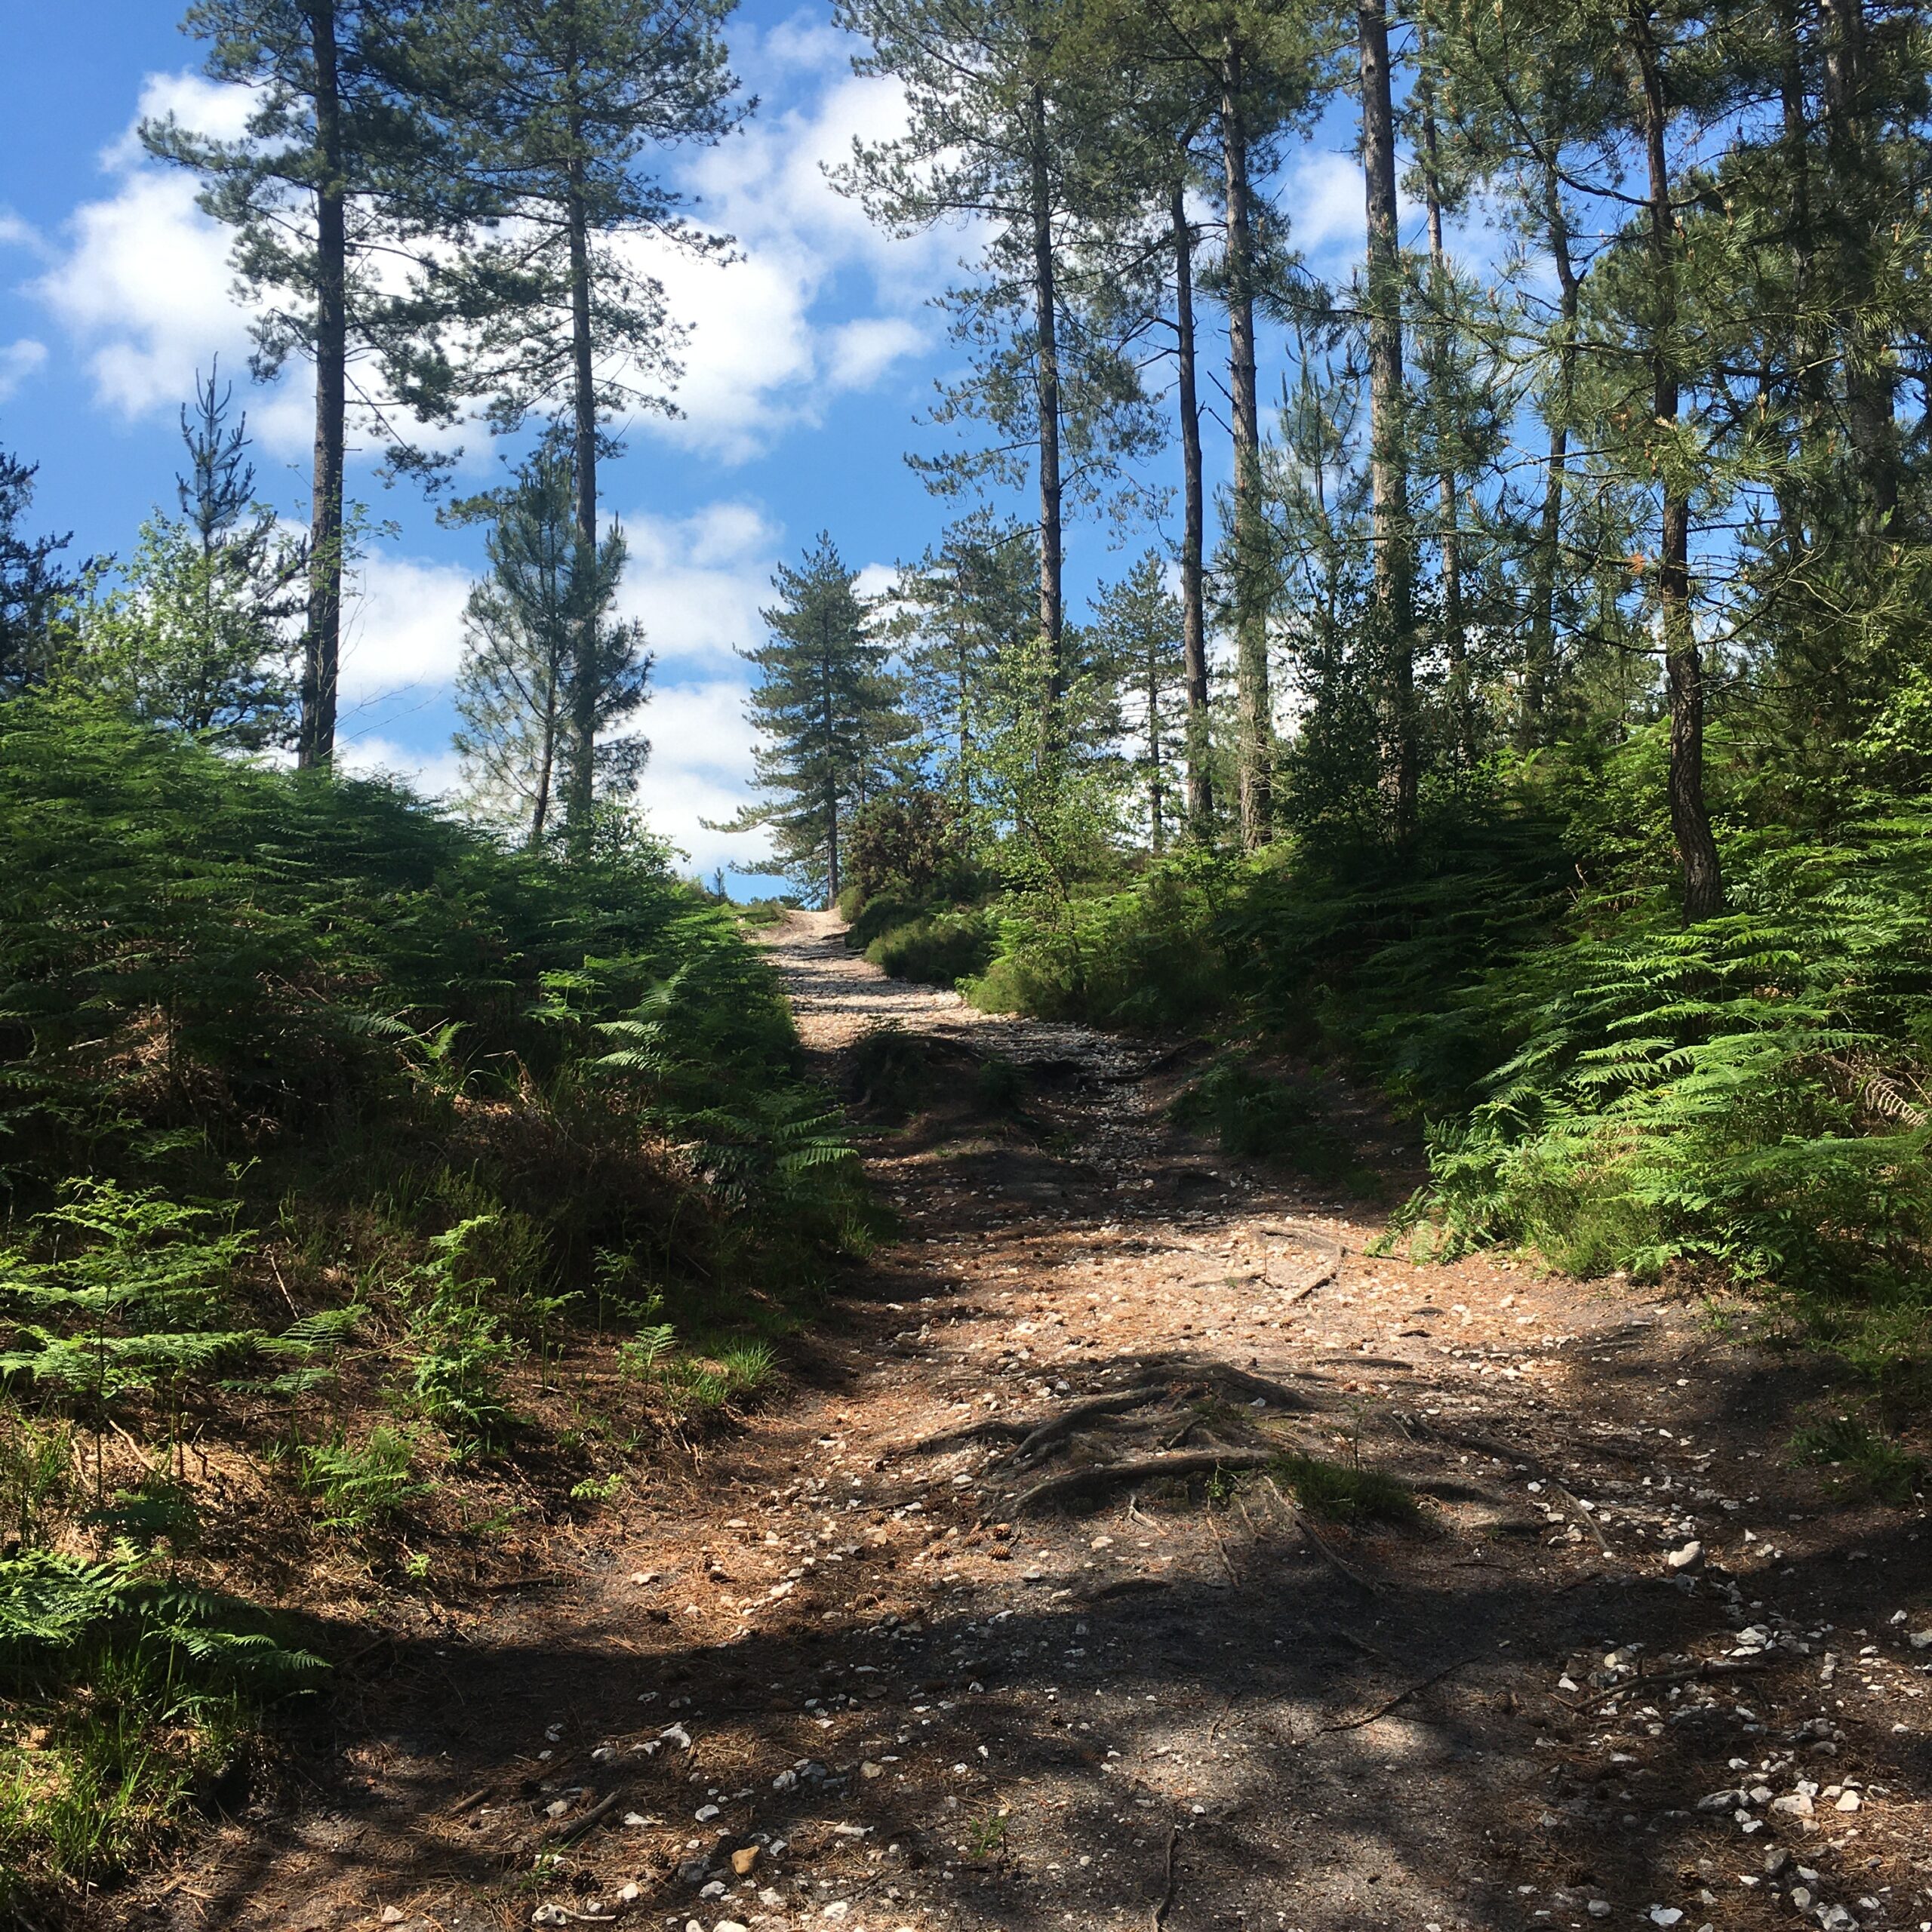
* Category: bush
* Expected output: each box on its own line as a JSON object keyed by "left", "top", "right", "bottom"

{"left": 866, "top": 911, "right": 994, "bottom": 986}
{"left": 843, "top": 892, "right": 932, "bottom": 952}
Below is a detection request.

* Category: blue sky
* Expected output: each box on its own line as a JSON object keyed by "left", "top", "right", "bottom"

{"left": 0, "top": 2, "right": 1377, "bottom": 884}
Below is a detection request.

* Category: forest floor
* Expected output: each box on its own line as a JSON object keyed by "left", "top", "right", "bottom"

{"left": 146, "top": 912, "right": 1932, "bottom": 1932}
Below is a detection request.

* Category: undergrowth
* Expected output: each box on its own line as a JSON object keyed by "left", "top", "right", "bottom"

{"left": 0, "top": 696, "right": 878, "bottom": 1906}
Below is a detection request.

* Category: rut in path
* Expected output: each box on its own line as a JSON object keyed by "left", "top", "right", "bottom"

{"left": 167, "top": 911, "right": 1929, "bottom": 1932}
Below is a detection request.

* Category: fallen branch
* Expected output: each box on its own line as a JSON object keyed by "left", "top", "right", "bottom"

{"left": 1554, "top": 1656, "right": 1774, "bottom": 1715}
{"left": 1264, "top": 1479, "right": 1383, "bottom": 1595}
{"left": 540, "top": 1788, "right": 626, "bottom": 1849}
{"left": 1321, "top": 1655, "right": 1474, "bottom": 1732}
{"left": 1014, "top": 1448, "right": 1277, "bottom": 1515}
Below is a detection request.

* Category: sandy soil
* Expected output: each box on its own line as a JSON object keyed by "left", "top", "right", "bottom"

{"left": 145, "top": 911, "right": 1932, "bottom": 1932}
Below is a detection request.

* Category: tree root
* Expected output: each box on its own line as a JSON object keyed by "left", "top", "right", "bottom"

{"left": 1014, "top": 1447, "right": 1278, "bottom": 1515}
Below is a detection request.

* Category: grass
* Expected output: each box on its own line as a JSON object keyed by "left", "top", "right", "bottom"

{"left": 1273, "top": 1454, "right": 1420, "bottom": 1525}
{"left": 1786, "top": 1414, "right": 1927, "bottom": 1506}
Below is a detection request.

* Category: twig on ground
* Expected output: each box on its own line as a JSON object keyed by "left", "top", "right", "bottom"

{"left": 1265, "top": 1477, "right": 1383, "bottom": 1594}
{"left": 1321, "top": 1655, "right": 1473, "bottom": 1732}
{"left": 1554, "top": 1656, "right": 1773, "bottom": 1714}
{"left": 1150, "top": 1824, "right": 1180, "bottom": 1931}
{"left": 1548, "top": 1478, "right": 1616, "bottom": 1558}
{"left": 542, "top": 1788, "right": 626, "bottom": 1849}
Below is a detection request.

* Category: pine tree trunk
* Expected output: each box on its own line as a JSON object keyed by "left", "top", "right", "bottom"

{"left": 1147, "top": 641, "right": 1165, "bottom": 853}
{"left": 823, "top": 622, "right": 841, "bottom": 908}
{"left": 1171, "top": 183, "right": 1213, "bottom": 833}
{"left": 1029, "top": 85, "right": 1065, "bottom": 734}
{"left": 565, "top": 131, "right": 599, "bottom": 847}
{"left": 1524, "top": 157, "right": 1578, "bottom": 746}
{"left": 1817, "top": 0, "right": 1894, "bottom": 529}
{"left": 1634, "top": 5, "right": 1723, "bottom": 923}
{"left": 1222, "top": 45, "right": 1270, "bottom": 850}
{"left": 1778, "top": 0, "right": 1824, "bottom": 569}
{"left": 300, "top": 0, "right": 346, "bottom": 772}
{"left": 1359, "top": 0, "right": 1414, "bottom": 835}
{"left": 1418, "top": 67, "right": 1465, "bottom": 757}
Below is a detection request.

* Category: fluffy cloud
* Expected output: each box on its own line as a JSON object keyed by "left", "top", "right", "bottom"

{"left": 632, "top": 675, "right": 772, "bottom": 876}
{"left": 0, "top": 339, "right": 47, "bottom": 402}
{"left": 31, "top": 74, "right": 282, "bottom": 428}
{"left": 36, "top": 36, "right": 942, "bottom": 463}
{"left": 614, "top": 499, "right": 780, "bottom": 663}
{"left": 334, "top": 732, "right": 465, "bottom": 801}
{"left": 337, "top": 551, "right": 472, "bottom": 703}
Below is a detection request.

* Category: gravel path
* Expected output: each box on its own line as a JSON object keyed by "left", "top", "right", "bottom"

{"left": 161, "top": 914, "right": 1932, "bottom": 1932}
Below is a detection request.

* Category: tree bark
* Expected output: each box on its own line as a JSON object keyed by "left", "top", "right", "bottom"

{"left": 1523, "top": 156, "right": 1578, "bottom": 746}
{"left": 1633, "top": 5, "right": 1723, "bottom": 923}
{"left": 1817, "top": 0, "right": 1896, "bottom": 531}
{"left": 1029, "top": 83, "right": 1065, "bottom": 735}
{"left": 1171, "top": 182, "right": 1213, "bottom": 832}
{"left": 300, "top": 0, "right": 346, "bottom": 772}
{"left": 1417, "top": 63, "right": 1466, "bottom": 756}
{"left": 1359, "top": 0, "right": 1415, "bottom": 835}
{"left": 565, "top": 122, "right": 599, "bottom": 846}
{"left": 1222, "top": 43, "right": 1270, "bottom": 849}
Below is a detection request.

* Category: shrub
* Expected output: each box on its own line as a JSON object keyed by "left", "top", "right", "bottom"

{"left": 866, "top": 912, "right": 993, "bottom": 986}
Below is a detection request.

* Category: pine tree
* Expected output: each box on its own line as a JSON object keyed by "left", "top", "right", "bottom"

{"left": 1091, "top": 552, "right": 1189, "bottom": 852}
{"left": 833, "top": 0, "right": 1158, "bottom": 743}
{"left": 75, "top": 365, "right": 303, "bottom": 749}
{"left": 723, "top": 537, "right": 905, "bottom": 906}
{"left": 453, "top": 439, "right": 651, "bottom": 848}
{"left": 0, "top": 450, "right": 72, "bottom": 694}
{"left": 437, "top": 0, "right": 746, "bottom": 833}
{"left": 894, "top": 512, "right": 1037, "bottom": 833}
{"left": 144, "top": 0, "right": 476, "bottom": 770}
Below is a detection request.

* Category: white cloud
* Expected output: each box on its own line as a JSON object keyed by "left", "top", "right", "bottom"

{"left": 632, "top": 675, "right": 771, "bottom": 875}
{"left": 827, "top": 315, "right": 924, "bottom": 391}
{"left": 1284, "top": 152, "right": 1367, "bottom": 264}
{"left": 0, "top": 209, "right": 43, "bottom": 254}
{"left": 0, "top": 339, "right": 48, "bottom": 401}
{"left": 29, "top": 72, "right": 283, "bottom": 427}
{"left": 614, "top": 500, "right": 779, "bottom": 661}
{"left": 338, "top": 551, "right": 472, "bottom": 702}
{"left": 335, "top": 732, "right": 464, "bottom": 801}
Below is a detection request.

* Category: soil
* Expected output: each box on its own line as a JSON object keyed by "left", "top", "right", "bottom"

{"left": 137, "top": 912, "right": 1932, "bottom": 1932}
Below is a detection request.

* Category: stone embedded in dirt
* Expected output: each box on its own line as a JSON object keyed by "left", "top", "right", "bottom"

{"left": 731, "top": 1847, "right": 760, "bottom": 1875}
{"left": 1587, "top": 1904, "right": 1611, "bottom": 1919}
{"left": 771, "top": 1769, "right": 797, "bottom": 1791}
{"left": 380, "top": 1912, "right": 406, "bottom": 1926}
{"left": 1909, "top": 1629, "right": 1932, "bottom": 1650}
{"left": 617, "top": 1884, "right": 641, "bottom": 1903}
{"left": 1647, "top": 1909, "right": 1683, "bottom": 1927}
{"left": 544, "top": 1800, "right": 571, "bottom": 1818}
{"left": 715, "top": 1921, "right": 750, "bottom": 1932}
{"left": 1665, "top": 1541, "right": 1703, "bottom": 1571}
{"left": 695, "top": 1804, "right": 721, "bottom": 1822}
{"left": 1695, "top": 1789, "right": 1743, "bottom": 1812}
{"left": 1834, "top": 1789, "right": 1860, "bottom": 1812}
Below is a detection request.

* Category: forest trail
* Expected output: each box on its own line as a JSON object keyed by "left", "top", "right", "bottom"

{"left": 168, "top": 913, "right": 1930, "bottom": 1932}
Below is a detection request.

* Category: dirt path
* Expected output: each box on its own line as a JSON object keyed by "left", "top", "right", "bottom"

{"left": 165, "top": 913, "right": 1930, "bottom": 1932}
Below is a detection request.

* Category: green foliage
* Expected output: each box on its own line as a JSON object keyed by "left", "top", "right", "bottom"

{"left": 1272, "top": 1454, "right": 1419, "bottom": 1525}
{"left": 297, "top": 1429, "right": 427, "bottom": 1531}
{"left": 1787, "top": 1415, "right": 1927, "bottom": 1507}
{"left": 866, "top": 910, "right": 995, "bottom": 985}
